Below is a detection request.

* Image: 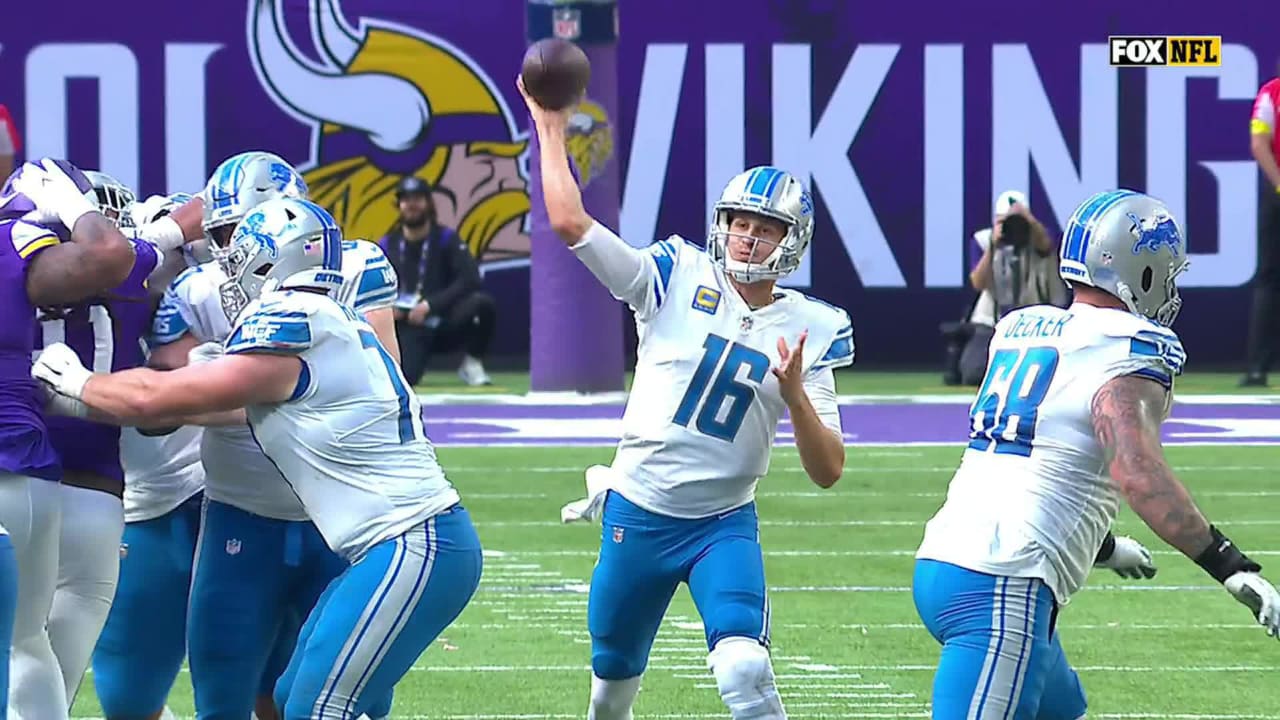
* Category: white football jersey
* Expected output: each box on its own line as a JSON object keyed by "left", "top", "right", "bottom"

{"left": 224, "top": 290, "right": 458, "bottom": 560}
{"left": 574, "top": 226, "right": 855, "bottom": 519}
{"left": 148, "top": 241, "right": 399, "bottom": 520}
{"left": 120, "top": 425, "right": 204, "bottom": 523}
{"left": 915, "top": 303, "right": 1186, "bottom": 603}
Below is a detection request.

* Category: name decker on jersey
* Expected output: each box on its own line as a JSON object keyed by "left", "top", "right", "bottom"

{"left": 916, "top": 303, "right": 1185, "bottom": 603}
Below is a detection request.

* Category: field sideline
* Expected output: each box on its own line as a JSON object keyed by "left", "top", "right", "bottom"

{"left": 69, "top": 390, "right": 1279, "bottom": 718}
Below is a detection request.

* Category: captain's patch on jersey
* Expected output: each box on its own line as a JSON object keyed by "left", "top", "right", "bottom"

{"left": 692, "top": 286, "right": 721, "bottom": 315}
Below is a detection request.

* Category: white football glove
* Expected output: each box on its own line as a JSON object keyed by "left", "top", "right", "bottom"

{"left": 1224, "top": 572, "right": 1280, "bottom": 639}
{"left": 187, "top": 341, "right": 225, "bottom": 366}
{"left": 1097, "top": 536, "right": 1158, "bottom": 579}
{"left": 35, "top": 384, "right": 90, "bottom": 419}
{"left": 10, "top": 159, "right": 98, "bottom": 230}
{"left": 31, "top": 343, "right": 92, "bottom": 400}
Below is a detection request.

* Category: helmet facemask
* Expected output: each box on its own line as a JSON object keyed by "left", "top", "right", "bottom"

{"left": 218, "top": 238, "right": 272, "bottom": 321}
{"left": 85, "top": 171, "right": 137, "bottom": 230}
{"left": 707, "top": 209, "right": 802, "bottom": 283}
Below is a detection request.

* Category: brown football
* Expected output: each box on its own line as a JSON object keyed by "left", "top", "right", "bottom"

{"left": 521, "top": 38, "right": 591, "bottom": 111}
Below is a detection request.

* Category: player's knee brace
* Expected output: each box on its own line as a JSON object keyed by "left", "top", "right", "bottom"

{"left": 587, "top": 674, "right": 640, "bottom": 720}
{"left": 708, "top": 637, "right": 786, "bottom": 720}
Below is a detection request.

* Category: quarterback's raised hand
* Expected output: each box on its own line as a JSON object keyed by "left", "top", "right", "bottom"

{"left": 773, "top": 330, "right": 809, "bottom": 407}
{"left": 1224, "top": 572, "right": 1280, "bottom": 639}
{"left": 31, "top": 342, "right": 92, "bottom": 400}
{"left": 515, "top": 74, "right": 575, "bottom": 133}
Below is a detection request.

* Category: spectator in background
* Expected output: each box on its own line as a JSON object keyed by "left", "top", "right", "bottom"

{"left": 382, "top": 176, "right": 496, "bottom": 387}
{"left": 1242, "top": 61, "right": 1280, "bottom": 387}
{"left": 0, "top": 104, "right": 18, "bottom": 181}
{"left": 942, "top": 191, "right": 1066, "bottom": 385}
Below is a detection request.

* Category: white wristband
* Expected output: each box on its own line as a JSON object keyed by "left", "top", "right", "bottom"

{"left": 138, "top": 216, "right": 186, "bottom": 252}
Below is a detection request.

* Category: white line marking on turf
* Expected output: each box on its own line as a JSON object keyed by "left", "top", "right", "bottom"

{"left": 472, "top": 549, "right": 917, "bottom": 713}
{"left": 478, "top": 519, "right": 1280, "bottom": 527}
{"left": 448, "top": 464, "right": 1275, "bottom": 475}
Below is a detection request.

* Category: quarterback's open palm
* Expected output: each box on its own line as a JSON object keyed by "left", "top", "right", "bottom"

{"left": 773, "top": 331, "right": 808, "bottom": 405}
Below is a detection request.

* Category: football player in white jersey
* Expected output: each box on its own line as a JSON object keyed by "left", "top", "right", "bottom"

{"left": 32, "top": 197, "right": 481, "bottom": 720}
{"left": 91, "top": 192, "right": 209, "bottom": 720}
{"left": 143, "top": 153, "right": 397, "bottom": 720}
{"left": 519, "top": 80, "right": 853, "bottom": 719}
{"left": 912, "top": 190, "right": 1280, "bottom": 720}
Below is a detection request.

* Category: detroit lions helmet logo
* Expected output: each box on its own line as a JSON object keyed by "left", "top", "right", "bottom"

{"left": 1127, "top": 211, "right": 1182, "bottom": 257}
{"left": 238, "top": 211, "right": 280, "bottom": 259}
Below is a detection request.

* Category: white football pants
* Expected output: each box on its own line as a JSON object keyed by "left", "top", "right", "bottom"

{"left": 2, "top": 472, "right": 67, "bottom": 719}
{"left": 49, "top": 484, "right": 124, "bottom": 705}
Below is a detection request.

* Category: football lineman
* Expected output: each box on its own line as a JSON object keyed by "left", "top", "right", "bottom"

{"left": 90, "top": 192, "right": 209, "bottom": 720}
{"left": 34, "top": 173, "right": 207, "bottom": 709}
{"left": 2, "top": 158, "right": 155, "bottom": 720}
{"left": 520, "top": 79, "right": 853, "bottom": 720}
{"left": 913, "top": 190, "right": 1280, "bottom": 719}
{"left": 33, "top": 197, "right": 481, "bottom": 720}
{"left": 146, "top": 152, "right": 398, "bottom": 719}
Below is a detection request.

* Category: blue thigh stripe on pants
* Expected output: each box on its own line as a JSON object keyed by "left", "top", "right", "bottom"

{"left": 913, "top": 559, "right": 1087, "bottom": 720}
{"left": 972, "top": 577, "right": 1037, "bottom": 719}
{"left": 317, "top": 521, "right": 434, "bottom": 717}
{"left": 275, "top": 505, "right": 481, "bottom": 720}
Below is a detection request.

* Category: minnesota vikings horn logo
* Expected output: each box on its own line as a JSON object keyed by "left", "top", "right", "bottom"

{"left": 247, "top": 0, "right": 531, "bottom": 266}
{"left": 566, "top": 99, "right": 614, "bottom": 188}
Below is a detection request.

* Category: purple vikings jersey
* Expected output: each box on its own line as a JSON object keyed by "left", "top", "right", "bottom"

{"left": 34, "top": 237, "right": 160, "bottom": 483}
{"left": 0, "top": 219, "right": 63, "bottom": 481}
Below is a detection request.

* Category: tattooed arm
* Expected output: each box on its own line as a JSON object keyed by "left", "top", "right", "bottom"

{"left": 1095, "top": 373, "right": 1280, "bottom": 636}
{"left": 1091, "top": 374, "right": 1213, "bottom": 558}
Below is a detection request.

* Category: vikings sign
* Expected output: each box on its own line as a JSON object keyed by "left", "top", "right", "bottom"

{"left": 249, "top": 0, "right": 542, "bottom": 266}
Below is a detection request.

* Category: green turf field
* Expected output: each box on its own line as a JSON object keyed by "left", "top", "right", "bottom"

{"left": 72, "top": 444, "right": 1280, "bottom": 719}
{"left": 415, "top": 369, "right": 1274, "bottom": 397}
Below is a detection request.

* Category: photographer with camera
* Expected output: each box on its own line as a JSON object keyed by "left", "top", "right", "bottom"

{"left": 942, "top": 191, "right": 1067, "bottom": 385}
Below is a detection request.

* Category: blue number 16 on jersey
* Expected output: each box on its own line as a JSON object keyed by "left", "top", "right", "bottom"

{"left": 968, "top": 346, "right": 1060, "bottom": 457}
{"left": 674, "top": 334, "right": 771, "bottom": 442}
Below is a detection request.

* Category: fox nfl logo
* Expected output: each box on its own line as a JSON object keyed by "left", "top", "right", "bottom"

{"left": 1109, "top": 36, "right": 1222, "bottom": 67}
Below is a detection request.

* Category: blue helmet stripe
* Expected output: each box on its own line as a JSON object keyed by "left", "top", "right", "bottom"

{"left": 299, "top": 199, "right": 343, "bottom": 272}
{"left": 745, "top": 167, "right": 781, "bottom": 200}
{"left": 1063, "top": 190, "right": 1137, "bottom": 263}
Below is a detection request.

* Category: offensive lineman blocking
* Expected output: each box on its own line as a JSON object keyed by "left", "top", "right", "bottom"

{"left": 520, "top": 79, "right": 853, "bottom": 719}
{"left": 913, "top": 190, "right": 1280, "bottom": 719}
{"left": 141, "top": 152, "right": 399, "bottom": 719}
{"left": 33, "top": 197, "right": 481, "bottom": 720}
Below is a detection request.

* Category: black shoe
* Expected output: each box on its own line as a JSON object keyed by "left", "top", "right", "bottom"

{"left": 1239, "top": 373, "right": 1268, "bottom": 388}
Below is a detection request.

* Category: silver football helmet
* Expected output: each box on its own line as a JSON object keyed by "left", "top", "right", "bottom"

{"left": 202, "top": 151, "right": 308, "bottom": 257}
{"left": 707, "top": 166, "right": 815, "bottom": 282}
{"left": 84, "top": 170, "right": 137, "bottom": 230}
{"left": 218, "top": 197, "right": 344, "bottom": 320}
{"left": 1059, "top": 190, "right": 1189, "bottom": 327}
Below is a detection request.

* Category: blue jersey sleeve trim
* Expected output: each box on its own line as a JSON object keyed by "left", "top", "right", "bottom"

{"left": 647, "top": 239, "right": 678, "bottom": 311}
{"left": 225, "top": 316, "right": 314, "bottom": 355}
{"left": 288, "top": 359, "right": 313, "bottom": 401}
{"left": 815, "top": 335, "right": 855, "bottom": 369}
{"left": 1131, "top": 366, "right": 1172, "bottom": 389}
{"left": 354, "top": 262, "right": 397, "bottom": 309}
{"left": 1130, "top": 330, "right": 1186, "bottom": 375}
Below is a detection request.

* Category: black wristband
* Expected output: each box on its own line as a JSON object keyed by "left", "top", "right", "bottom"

{"left": 137, "top": 425, "right": 181, "bottom": 437}
{"left": 1094, "top": 532, "right": 1117, "bottom": 564}
{"left": 1193, "top": 525, "right": 1262, "bottom": 583}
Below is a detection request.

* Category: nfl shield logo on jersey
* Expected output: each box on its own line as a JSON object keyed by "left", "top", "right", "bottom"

{"left": 225, "top": 539, "right": 242, "bottom": 555}
{"left": 740, "top": 316, "right": 754, "bottom": 332}
{"left": 612, "top": 527, "right": 625, "bottom": 544}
